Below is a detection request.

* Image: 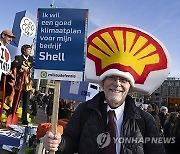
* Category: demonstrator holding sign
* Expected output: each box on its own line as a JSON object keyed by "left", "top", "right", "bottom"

{"left": 42, "top": 25, "right": 170, "bottom": 154}
{"left": 0, "top": 30, "right": 15, "bottom": 120}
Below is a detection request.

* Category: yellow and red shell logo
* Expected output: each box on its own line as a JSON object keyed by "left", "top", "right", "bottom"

{"left": 87, "top": 26, "right": 169, "bottom": 84}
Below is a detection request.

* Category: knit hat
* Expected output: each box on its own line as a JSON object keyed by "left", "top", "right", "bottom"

{"left": 85, "top": 25, "right": 170, "bottom": 94}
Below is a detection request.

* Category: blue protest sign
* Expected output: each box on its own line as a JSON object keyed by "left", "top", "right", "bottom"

{"left": 34, "top": 8, "right": 88, "bottom": 81}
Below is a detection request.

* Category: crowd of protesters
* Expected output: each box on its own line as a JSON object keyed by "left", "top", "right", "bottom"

{"left": 29, "top": 91, "right": 76, "bottom": 122}
{"left": 139, "top": 102, "right": 180, "bottom": 154}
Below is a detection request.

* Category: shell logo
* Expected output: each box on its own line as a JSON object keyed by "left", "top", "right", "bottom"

{"left": 87, "top": 26, "right": 168, "bottom": 84}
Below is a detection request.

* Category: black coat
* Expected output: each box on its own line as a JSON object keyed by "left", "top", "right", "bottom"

{"left": 57, "top": 92, "right": 165, "bottom": 154}
{"left": 11, "top": 55, "right": 33, "bottom": 91}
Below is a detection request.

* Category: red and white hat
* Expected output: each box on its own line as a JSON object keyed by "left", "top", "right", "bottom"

{"left": 85, "top": 25, "right": 171, "bottom": 95}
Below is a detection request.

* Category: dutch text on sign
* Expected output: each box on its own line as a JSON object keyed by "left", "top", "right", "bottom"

{"left": 34, "top": 8, "right": 88, "bottom": 81}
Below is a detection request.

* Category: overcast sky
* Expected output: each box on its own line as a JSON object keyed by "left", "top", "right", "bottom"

{"left": 0, "top": 0, "right": 180, "bottom": 77}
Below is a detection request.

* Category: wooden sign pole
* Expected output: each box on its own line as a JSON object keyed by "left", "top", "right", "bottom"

{"left": 49, "top": 80, "right": 60, "bottom": 154}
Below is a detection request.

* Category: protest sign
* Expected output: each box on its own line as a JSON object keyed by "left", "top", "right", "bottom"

{"left": 34, "top": 8, "right": 88, "bottom": 81}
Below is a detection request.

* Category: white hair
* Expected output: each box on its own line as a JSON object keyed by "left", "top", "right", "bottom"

{"left": 160, "top": 106, "right": 168, "bottom": 112}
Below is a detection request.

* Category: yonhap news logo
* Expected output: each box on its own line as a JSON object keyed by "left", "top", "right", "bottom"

{"left": 96, "top": 132, "right": 176, "bottom": 148}
{"left": 97, "top": 132, "right": 111, "bottom": 148}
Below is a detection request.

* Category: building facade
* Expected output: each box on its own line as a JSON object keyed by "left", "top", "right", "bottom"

{"left": 150, "top": 77, "right": 180, "bottom": 111}
{"left": 130, "top": 77, "right": 180, "bottom": 111}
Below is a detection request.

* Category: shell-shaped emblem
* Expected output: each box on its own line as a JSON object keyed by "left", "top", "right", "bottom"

{"left": 87, "top": 26, "right": 168, "bottom": 84}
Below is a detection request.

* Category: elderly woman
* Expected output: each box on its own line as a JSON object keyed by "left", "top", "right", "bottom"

{"left": 159, "top": 106, "right": 168, "bottom": 129}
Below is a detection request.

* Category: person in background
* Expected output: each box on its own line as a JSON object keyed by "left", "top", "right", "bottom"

{"left": 164, "top": 112, "right": 179, "bottom": 154}
{"left": 147, "top": 103, "right": 162, "bottom": 132}
{"left": 10, "top": 44, "right": 33, "bottom": 125}
{"left": 46, "top": 94, "right": 53, "bottom": 123}
{"left": 0, "top": 30, "right": 15, "bottom": 86}
{"left": 171, "top": 113, "right": 180, "bottom": 154}
{"left": 0, "top": 30, "right": 15, "bottom": 113}
{"left": 64, "top": 100, "right": 75, "bottom": 120}
{"left": 163, "top": 112, "right": 178, "bottom": 137}
{"left": 42, "top": 93, "right": 49, "bottom": 111}
{"left": 0, "top": 30, "right": 15, "bottom": 46}
{"left": 58, "top": 99, "right": 66, "bottom": 119}
{"left": 36, "top": 92, "right": 43, "bottom": 108}
{"left": 159, "top": 106, "right": 168, "bottom": 129}
{"left": 30, "top": 91, "right": 39, "bottom": 120}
